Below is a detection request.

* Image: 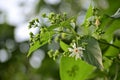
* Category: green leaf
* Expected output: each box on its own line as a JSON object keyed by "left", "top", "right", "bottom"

{"left": 60, "top": 40, "right": 70, "bottom": 52}
{"left": 60, "top": 56, "right": 95, "bottom": 80}
{"left": 27, "top": 31, "right": 54, "bottom": 57}
{"left": 47, "top": 24, "right": 59, "bottom": 30}
{"left": 114, "top": 29, "right": 120, "bottom": 40}
{"left": 99, "top": 15, "right": 112, "bottom": 29}
{"left": 103, "top": 57, "right": 113, "bottom": 69}
{"left": 84, "top": 4, "right": 93, "bottom": 21}
{"left": 99, "top": 39, "right": 109, "bottom": 53}
{"left": 82, "top": 4, "right": 93, "bottom": 35}
{"left": 79, "top": 36, "right": 103, "bottom": 69}
{"left": 104, "top": 39, "right": 120, "bottom": 57}
{"left": 111, "top": 8, "right": 120, "bottom": 18}
{"left": 102, "top": 20, "right": 120, "bottom": 42}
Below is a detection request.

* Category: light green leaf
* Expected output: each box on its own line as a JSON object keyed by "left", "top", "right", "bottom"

{"left": 60, "top": 40, "right": 70, "bottom": 52}
{"left": 103, "top": 57, "right": 113, "bottom": 69}
{"left": 99, "top": 15, "right": 112, "bottom": 29}
{"left": 79, "top": 36, "right": 103, "bottom": 69}
{"left": 47, "top": 24, "right": 59, "bottom": 30}
{"left": 27, "top": 31, "right": 54, "bottom": 57}
{"left": 82, "top": 4, "right": 93, "bottom": 35}
{"left": 84, "top": 4, "right": 93, "bottom": 21}
{"left": 60, "top": 56, "right": 95, "bottom": 80}
{"left": 104, "top": 39, "right": 120, "bottom": 57}
{"left": 102, "top": 20, "right": 120, "bottom": 42}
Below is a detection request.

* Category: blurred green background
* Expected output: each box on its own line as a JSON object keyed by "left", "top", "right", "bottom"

{"left": 0, "top": 0, "right": 120, "bottom": 80}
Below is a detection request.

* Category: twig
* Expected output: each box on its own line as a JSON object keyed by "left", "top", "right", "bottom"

{"left": 98, "top": 40, "right": 120, "bottom": 49}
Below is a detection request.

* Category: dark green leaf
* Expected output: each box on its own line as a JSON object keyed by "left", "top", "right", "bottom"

{"left": 99, "top": 39, "right": 109, "bottom": 53}
{"left": 79, "top": 36, "right": 103, "bottom": 69}
{"left": 60, "top": 56, "right": 95, "bottom": 80}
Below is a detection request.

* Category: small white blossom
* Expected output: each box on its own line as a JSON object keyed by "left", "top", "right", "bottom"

{"left": 68, "top": 43, "right": 85, "bottom": 60}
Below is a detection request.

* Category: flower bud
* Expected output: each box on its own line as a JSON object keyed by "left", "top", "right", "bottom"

{"left": 70, "top": 22, "right": 75, "bottom": 29}
{"left": 51, "top": 20, "right": 55, "bottom": 24}
{"left": 35, "top": 18, "right": 39, "bottom": 23}
{"left": 50, "top": 12, "right": 55, "bottom": 17}
{"left": 28, "top": 25, "right": 32, "bottom": 29}
{"left": 29, "top": 20, "right": 35, "bottom": 25}
{"left": 53, "top": 50, "right": 59, "bottom": 60}
{"left": 63, "top": 12, "right": 67, "bottom": 17}
{"left": 29, "top": 32, "right": 34, "bottom": 38}
{"left": 61, "top": 33, "right": 67, "bottom": 39}
{"left": 55, "top": 36, "right": 59, "bottom": 42}
{"left": 49, "top": 12, "right": 55, "bottom": 20}
{"left": 40, "top": 28, "right": 45, "bottom": 33}
{"left": 42, "top": 13, "right": 47, "bottom": 18}
{"left": 72, "top": 40, "right": 76, "bottom": 43}
{"left": 48, "top": 39, "right": 52, "bottom": 44}
{"left": 56, "top": 14, "right": 61, "bottom": 19}
{"left": 95, "top": 18, "right": 100, "bottom": 27}
{"left": 48, "top": 50, "right": 54, "bottom": 58}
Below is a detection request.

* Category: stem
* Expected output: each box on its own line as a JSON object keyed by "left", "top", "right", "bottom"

{"left": 114, "top": 63, "right": 118, "bottom": 80}
{"left": 104, "top": 76, "right": 108, "bottom": 80}
{"left": 98, "top": 40, "right": 120, "bottom": 49}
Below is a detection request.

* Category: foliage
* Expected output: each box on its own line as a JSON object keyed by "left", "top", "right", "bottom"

{"left": 27, "top": 4, "right": 120, "bottom": 80}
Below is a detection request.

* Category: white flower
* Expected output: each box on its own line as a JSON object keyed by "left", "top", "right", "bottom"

{"left": 68, "top": 43, "right": 85, "bottom": 60}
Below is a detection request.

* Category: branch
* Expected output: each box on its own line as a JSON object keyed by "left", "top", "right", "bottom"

{"left": 98, "top": 40, "right": 120, "bottom": 49}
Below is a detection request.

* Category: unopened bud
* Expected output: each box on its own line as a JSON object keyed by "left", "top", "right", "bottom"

{"left": 61, "top": 33, "right": 67, "bottom": 39}
{"left": 35, "top": 18, "right": 39, "bottom": 22}
{"left": 95, "top": 18, "right": 100, "bottom": 27}
{"left": 63, "top": 12, "right": 67, "bottom": 17}
{"left": 53, "top": 50, "right": 59, "bottom": 60}
{"left": 29, "top": 21, "right": 34, "bottom": 25}
{"left": 29, "top": 32, "right": 34, "bottom": 38}
{"left": 55, "top": 36, "right": 59, "bottom": 42}
{"left": 48, "top": 50, "right": 54, "bottom": 58}
{"left": 72, "top": 40, "right": 76, "bottom": 43}
{"left": 50, "top": 12, "right": 55, "bottom": 17}
{"left": 42, "top": 13, "right": 47, "bottom": 18}
{"left": 28, "top": 25, "right": 32, "bottom": 29}
{"left": 56, "top": 14, "right": 61, "bottom": 19}
{"left": 48, "top": 39, "right": 51, "bottom": 44}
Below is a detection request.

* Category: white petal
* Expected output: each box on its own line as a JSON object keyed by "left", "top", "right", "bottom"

{"left": 75, "top": 54, "right": 79, "bottom": 60}
{"left": 72, "top": 43, "right": 76, "bottom": 48}
{"left": 78, "top": 47, "right": 83, "bottom": 50}
{"left": 82, "top": 48, "right": 85, "bottom": 50}
{"left": 75, "top": 57, "right": 78, "bottom": 60}
{"left": 69, "top": 53, "right": 75, "bottom": 57}
{"left": 78, "top": 47, "right": 85, "bottom": 50}
{"left": 77, "top": 53, "right": 80, "bottom": 58}
{"left": 79, "top": 52, "right": 83, "bottom": 57}
{"left": 68, "top": 48, "right": 73, "bottom": 52}
{"left": 74, "top": 54, "right": 79, "bottom": 60}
